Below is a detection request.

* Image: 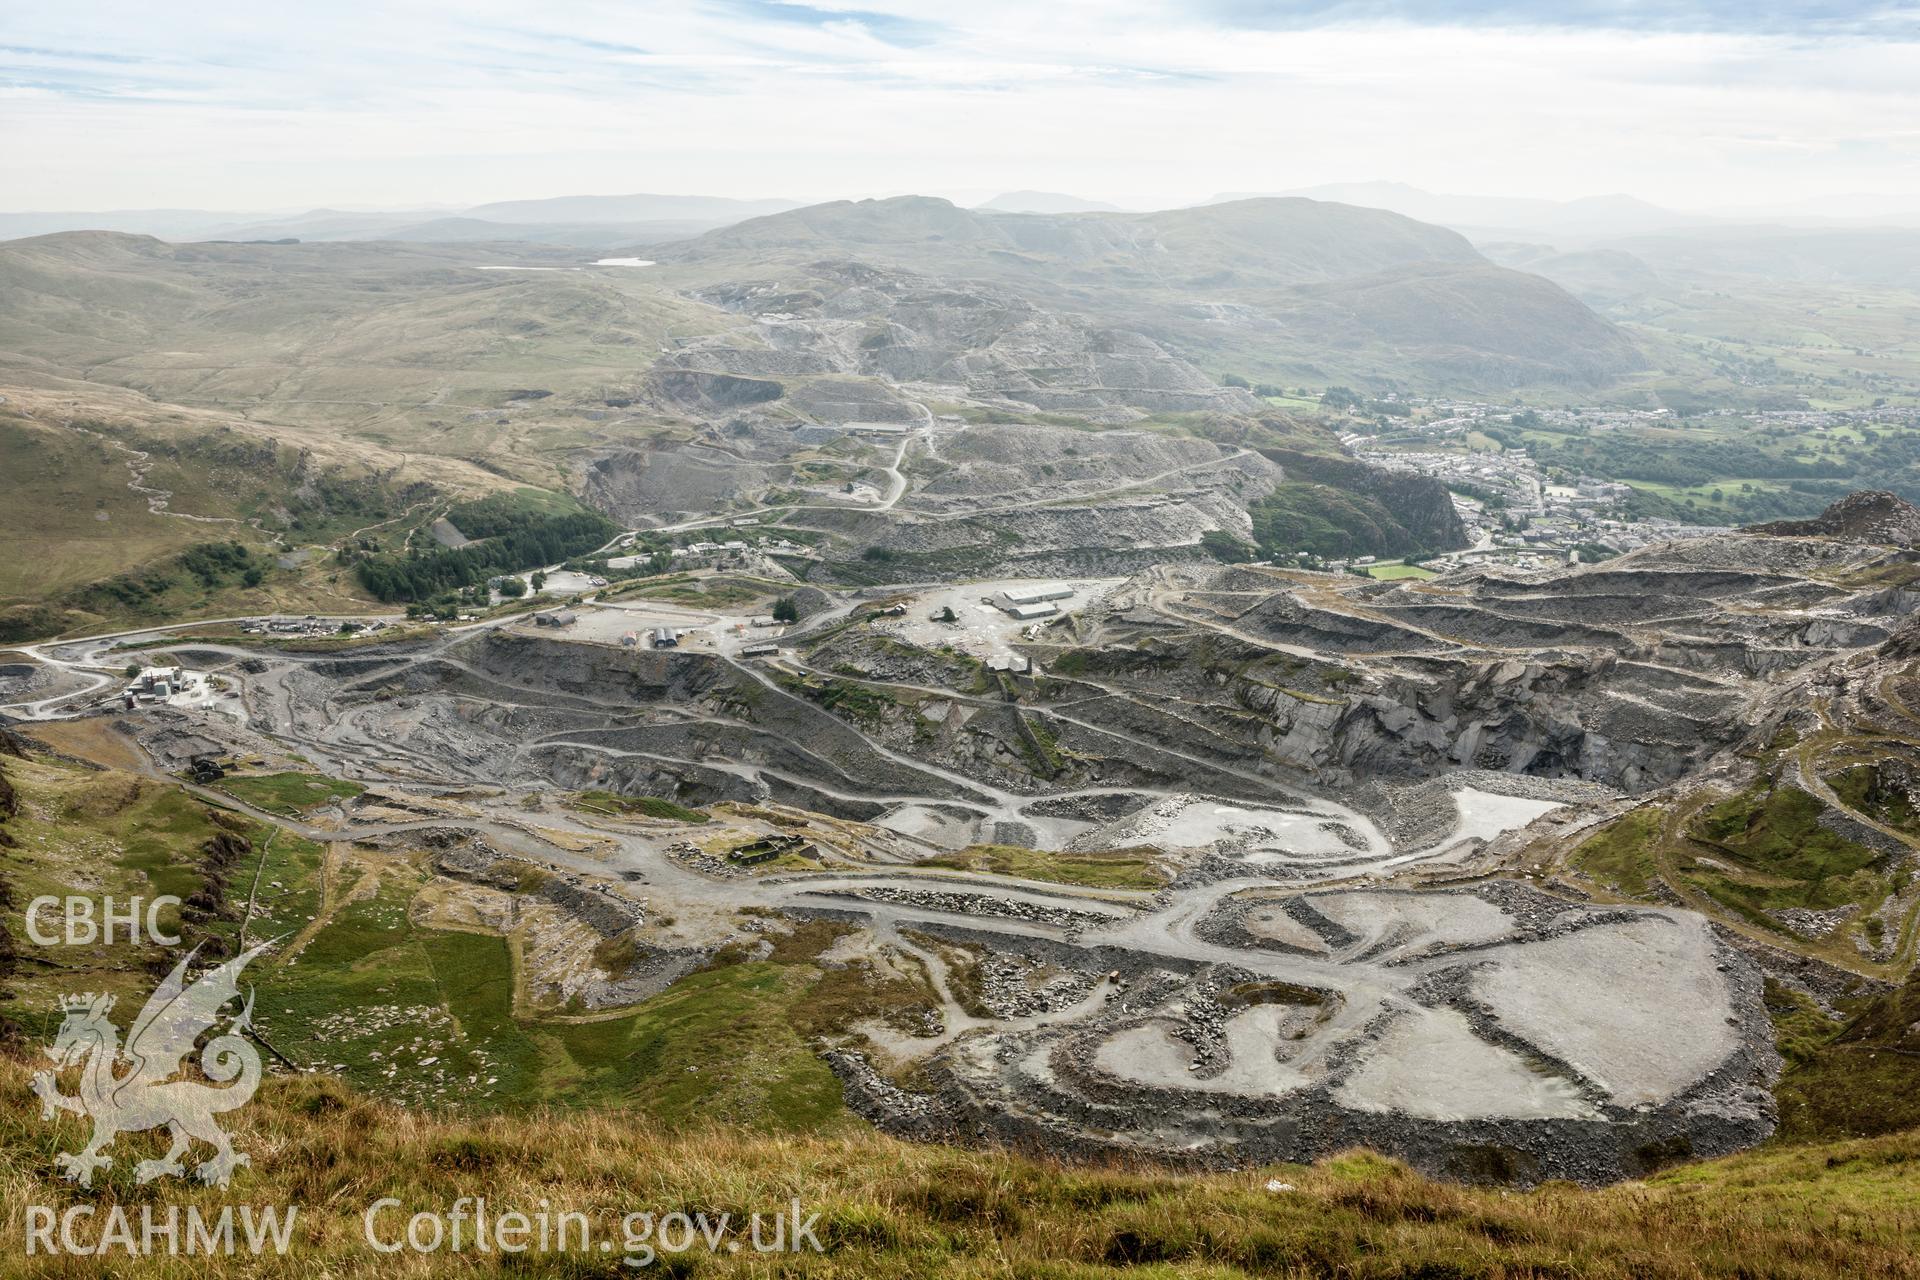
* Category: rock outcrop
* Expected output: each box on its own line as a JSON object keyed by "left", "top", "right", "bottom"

{"left": 1750, "top": 490, "right": 1920, "bottom": 546}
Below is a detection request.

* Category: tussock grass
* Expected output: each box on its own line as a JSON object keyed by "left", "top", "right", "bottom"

{"left": 1, "top": 1059, "right": 1917, "bottom": 1277}
{"left": 1774, "top": 970, "right": 1920, "bottom": 1144}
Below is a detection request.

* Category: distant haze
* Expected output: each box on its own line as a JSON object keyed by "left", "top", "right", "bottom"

{"left": 8, "top": 182, "right": 1919, "bottom": 249}
{"left": 3, "top": 2, "right": 1918, "bottom": 215}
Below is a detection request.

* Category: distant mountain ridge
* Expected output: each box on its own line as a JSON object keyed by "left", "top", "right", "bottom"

{"left": 0, "top": 193, "right": 804, "bottom": 245}
{"left": 667, "top": 194, "right": 1486, "bottom": 284}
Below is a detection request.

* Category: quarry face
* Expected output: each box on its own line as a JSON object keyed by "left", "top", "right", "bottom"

{"left": 36, "top": 512, "right": 1911, "bottom": 1184}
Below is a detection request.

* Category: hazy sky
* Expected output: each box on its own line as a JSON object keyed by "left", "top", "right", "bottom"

{"left": 3, "top": 0, "right": 1918, "bottom": 212}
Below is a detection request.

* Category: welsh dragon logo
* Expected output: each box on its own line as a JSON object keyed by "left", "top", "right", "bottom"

{"left": 31, "top": 941, "right": 272, "bottom": 1188}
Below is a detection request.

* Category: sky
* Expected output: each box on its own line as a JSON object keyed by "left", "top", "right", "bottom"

{"left": 2, "top": 0, "right": 1918, "bottom": 214}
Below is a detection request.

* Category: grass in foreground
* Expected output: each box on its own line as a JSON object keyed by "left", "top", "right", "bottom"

{"left": 1771, "top": 969, "right": 1920, "bottom": 1144}
{"left": 1, "top": 1056, "right": 1918, "bottom": 1278}
{"left": 9, "top": 740, "right": 1920, "bottom": 1275}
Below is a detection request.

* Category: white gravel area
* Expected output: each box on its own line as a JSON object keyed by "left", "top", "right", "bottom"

{"left": 874, "top": 802, "right": 979, "bottom": 849}
{"left": 1312, "top": 892, "right": 1516, "bottom": 958}
{"left": 1077, "top": 795, "right": 1367, "bottom": 862}
{"left": 1448, "top": 787, "right": 1562, "bottom": 844}
{"left": 1094, "top": 1007, "right": 1319, "bottom": 1096}
{"left": 1335, "top": 1008, "right": 1597, "bottom": 1120}
{"left": 1471, "top": 914, "right": 1737, "bottom": 1107}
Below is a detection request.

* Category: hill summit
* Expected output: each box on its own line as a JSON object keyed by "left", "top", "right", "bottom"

{"left": 660, "top": 194, "right": 1645, "bottom": 391}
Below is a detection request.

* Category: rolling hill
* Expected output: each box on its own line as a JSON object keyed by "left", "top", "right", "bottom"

{"left": 665, "top": 193, "right": 1485, "bottom": 285}
{"left": 654, "top": 195, "right": 1646, "bottom": 390}
{"left": 0, "top": 231, "right": 741, "bottom": 437}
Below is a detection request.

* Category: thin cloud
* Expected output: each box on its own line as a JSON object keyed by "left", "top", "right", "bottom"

{"left": 0, "top": 0, "right": 1915, "bottom": 210}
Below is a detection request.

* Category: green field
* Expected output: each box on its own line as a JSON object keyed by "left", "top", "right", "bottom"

{"left": 241, "top": 847, "right": 857, "bottom": 1124}
{"left": 0, "top": 415, "right": 218, "bottom": 604}
{"left": 0, "top": 740, "right": 878, "bottom": 1126}
{"left": 1361, "top": 561, "right": 1437, "bottom": 580}
{"left": 1622, "top": 281, "right": 1920, "bottom": 412}
{"left": 217, "top": 771, "right": 366, "bottom": 817}
{"left": 609, "top": 574, "right": 779, "bottom": 609}
{"left": 1624, "top": 476, "right": 1797, "bottom": 516}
